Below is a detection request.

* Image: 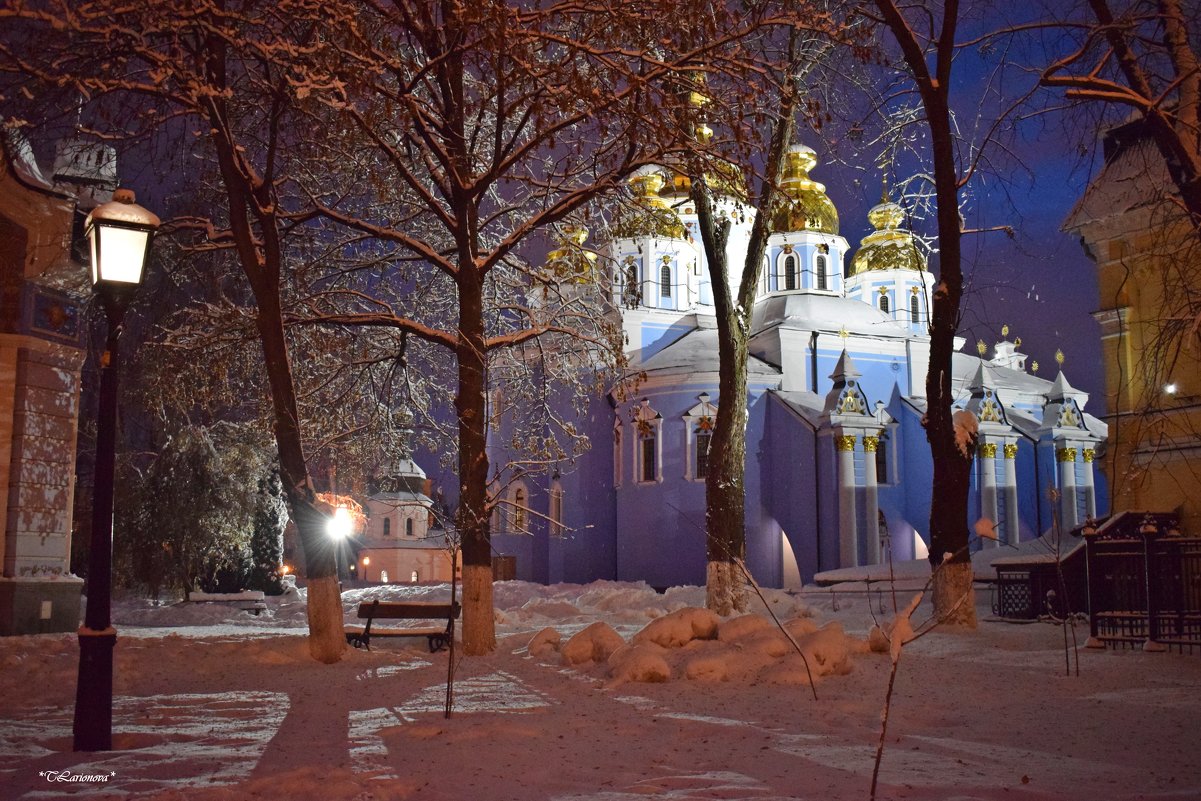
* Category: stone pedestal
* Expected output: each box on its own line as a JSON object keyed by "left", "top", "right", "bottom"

{"left": 1, "top": 335, "right": 85, "bottom": 635}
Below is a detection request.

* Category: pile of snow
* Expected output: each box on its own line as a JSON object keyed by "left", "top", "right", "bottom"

{"left": 532, "top": 605, "right": 870, "bottom": 687}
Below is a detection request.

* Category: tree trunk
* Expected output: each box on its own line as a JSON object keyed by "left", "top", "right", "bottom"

{"left": 706, "top": 310, "right": 750, "bottom": 615}
{"left": 456, "top": 270, "right": 496, "bottom": 655}
{"left": 204, "top": 24, "right": 343, "bottom": 662}
{"left": 873, "top": 0, "right": 977, "bottom": 626}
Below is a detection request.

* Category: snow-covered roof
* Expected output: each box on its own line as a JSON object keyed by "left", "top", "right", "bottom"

{"left": 1, "top": 130, "right": 56, "bottom": 192}
{"left": 637, "top": 326, "right": 780, "bottom": 379}
{"left": 1063, "top": 133, "right": 1172, "bottom": 231}
{"left": 770, "top": 389, "right": 826, "bottom": 428}
{"left": 366, "top": 489, "right": 431, "bottom": 505}
{"left": 752, "top": 292, "right": 911, "bottom": 338}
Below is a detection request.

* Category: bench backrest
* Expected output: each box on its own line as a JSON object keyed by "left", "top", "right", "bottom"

{"left": 356, "top": 600, "right": 460, "bottom": 620}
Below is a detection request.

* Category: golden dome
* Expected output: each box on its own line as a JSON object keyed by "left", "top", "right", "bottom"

{"left": 612, "top": 170, "right": 686, "bottom": 239}
{"left": 848, "top": 200, "right": 924, "bottom": 276}
{"left": 546, "top": 224, "right": 598, "bottom": 283}
{"left": 770, "top": 144, "right": 839, "bottom": 235}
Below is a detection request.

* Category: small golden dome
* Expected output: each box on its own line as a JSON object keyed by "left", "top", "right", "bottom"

{"left": 546, "top": 224, "right": 599, "bottom": 284}
{"left": 770, "top": 144, "right": 839, "bottom": 235}
{"left": 612, "top": 170, "right": 686, "bottom": 239}
{"left": 848, "top": 200, "right": 924, "bottom": 276}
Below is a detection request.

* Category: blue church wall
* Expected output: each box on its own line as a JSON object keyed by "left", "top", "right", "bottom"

{"left": 762, "top": 396, "right": 821, "bottom": 580}
{"left": 744, "top": 392, "right": 780, "bottom": 586}
{"left": 893, "top": 396, "right": 935, "bottom": 554}
{"left": 554, "top": 395, "right": 619, "bottom": 584}
{"left": 613, "top": 388, "right": 708, "bottom": 588}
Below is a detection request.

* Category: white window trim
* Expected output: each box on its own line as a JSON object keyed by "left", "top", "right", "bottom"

{"left": 780, "top": 251, "right": 798, "bottom": 291}
{"left": 814, "top": 253, "right": 828, "bottom": 291}
{"left": 632, "top": 399, "right": 663, "bottom": 485}
{"left": 682, "top": 393, "right": 718, "bottom": 482}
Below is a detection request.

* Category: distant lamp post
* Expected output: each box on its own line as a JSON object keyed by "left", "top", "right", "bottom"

{"left": 73, "top": 189, "right": 159, "bottom": 752}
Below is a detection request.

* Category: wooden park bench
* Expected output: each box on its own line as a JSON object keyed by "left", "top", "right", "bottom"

{"left": 345, "top": 599, "right": 460, "bottom": 652}
{"left": 187, "top": 590, "right": 268, "bottom": 615}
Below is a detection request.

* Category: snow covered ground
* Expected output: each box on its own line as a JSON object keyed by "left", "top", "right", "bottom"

{"left": 1, "top": 579, "right": 1198, "bottom": 800}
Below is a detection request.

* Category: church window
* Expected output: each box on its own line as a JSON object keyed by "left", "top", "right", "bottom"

{"left": 514, "top": 487, "right": 528, "bottom": 532}
{"left": 411, "top": 570, "right": 419, "bottom": 583}
{"left": 640, "top": 431, "right": 657, "bottom": 482}
{"left": 383, "top": 518, "right": 391, "bottom": 537}
{"left": 875, "top": 434, "right": 889, "bottom": 484}
{"left": 784, "top": 255, "right": 797, "bottom": 290}
{"left": 613, "top": 421, "right": 623, "bottom": 486}
{"left": 550, "top": 481, "right": 564, "bottom": 537}
{"left": 696, "top": 430, "right": 712, "bottom": 479}
{"left": 879, "top": 294, "right": 890, "bottom": 313}
{"left": 683, "top": 393, "right": 717, "bottom": 481}
{"left": 633, "top": 399, "right": 662, "bottom": 483}
{"left": 380, "top": 570, "right": 389, "bottom": 583}
{"left": 405, "top": 517, "right": 414, "bottom": 538}
{"left": 660, "top": 262, "right": 672, "bottom": 298}
{"left": 815, "top": 254, "right": 828, "bottom": 290}
{"left": 910, "top": 293, "right": 920, "bottom": 322}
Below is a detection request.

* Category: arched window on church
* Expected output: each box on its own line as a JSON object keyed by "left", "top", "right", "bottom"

{"left": 550, "top": 480, "right": 564, "bottom": 537}
{"left": 876, "top": 433, "right": 889, "bottom": 484}
{"left": 405, "top": 517, "right": 413, "bottom": 538}
{"left": 633, "top": 399, "right": 661, "bottom": 483}
{"left": 695, "top": 428, "right": 712, "bottom": 479}
{"left": 815, "top": 254, "right": 828, "bottom": 290}
{"left": 784, "top": 255, "right": 797, "bottom": 290}
{"left": 879, "top": 293, "right": 890, "bottom": 313}
{"left": 910, "top": 293, "right": 920, "bottom": 323}
{"left": 382, "top": 518, "right": 391, "bottom": 537}
{"left": 660, "top": 263, "right": 672, "bottom": 298}
{"left": 514, "top": 487, "right": 528, "bottom": 532}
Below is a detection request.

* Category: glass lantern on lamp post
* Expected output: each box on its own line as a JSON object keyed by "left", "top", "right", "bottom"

{"left": 73, "top": 189, "right": 159, "bottom": 752}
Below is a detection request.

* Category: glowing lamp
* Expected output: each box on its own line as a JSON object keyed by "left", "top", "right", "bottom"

{"left": 86, "top": 189, "right": 160, "bottom": 292}
{"left": 327, "top": 506, "right": 353, "bottom": 539}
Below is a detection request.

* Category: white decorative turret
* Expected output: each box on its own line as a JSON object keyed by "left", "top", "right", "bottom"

{"left": 845, "top": 193, "right": 933, "bottom": 333}
{"left": 761, "top": 144, "right": 848, "bottom": 296}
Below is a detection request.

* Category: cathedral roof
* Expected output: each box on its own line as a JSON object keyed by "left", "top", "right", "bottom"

{"left": 770, "top": 145, "right": 839, "bottom": 236}
{"left": 848, "top": 200, "right": 924, "bottom": 276}
{"left": 637, "top": 326, "right": 780, "bottom": 379}
{"left": 752, "top": 292, "right": 910, "bottom": 337}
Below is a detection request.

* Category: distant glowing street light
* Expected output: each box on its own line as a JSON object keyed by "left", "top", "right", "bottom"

{"left": 362, "top": 556, "right": 371, "bottom": 566}
{"left": 1164, "top": 383, "right": 1178, "bottom": 395}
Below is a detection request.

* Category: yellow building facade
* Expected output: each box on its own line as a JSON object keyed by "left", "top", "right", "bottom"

{"left": 1065, "top": 120, "right": 1201, "bottom": 530}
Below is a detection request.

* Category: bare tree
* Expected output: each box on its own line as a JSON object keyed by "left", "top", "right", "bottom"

{"left": 864, "top": 0, "right": 983, "bottom": 625}
{"left": 0, "top": 0, "right": 364, "bottom": 661}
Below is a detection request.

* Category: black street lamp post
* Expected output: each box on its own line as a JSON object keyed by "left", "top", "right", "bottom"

{"left": 73, "top": 189, "right": 159, "bottom": 752}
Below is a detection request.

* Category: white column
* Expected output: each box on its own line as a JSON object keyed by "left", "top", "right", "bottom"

{"left": 978, "top": 442, "right": 999, "bottom": 548}
{"left": 1057, "top": 445, "right": 1079, "bottom": 532}
{"left": 1081, "top": 447, "right": 1097, "bottom": 519}
{"left": 1003, "top": 443, "right": 1020, "bottom": 545}
{"left": 863, "top": 434, "right": 881, "bottom": 564}
{"left": 836, "top": 434, "right": 859, "bottom": 567}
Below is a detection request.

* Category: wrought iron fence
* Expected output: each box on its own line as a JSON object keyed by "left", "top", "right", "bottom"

{"left": 1084, "top": 512, "right": 1201, "bottom": 654}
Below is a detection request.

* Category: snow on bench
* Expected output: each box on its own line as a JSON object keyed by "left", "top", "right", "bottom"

{"left": 187, "top": 590, "right": 268, "bottom": 615}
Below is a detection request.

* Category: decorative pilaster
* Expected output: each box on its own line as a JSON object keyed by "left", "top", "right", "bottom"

{"left": 836, "top": 434, "right": 858, "bottom": 567}
{"left": 1057, "top": 446, "right": 1079, "bottom": 531}
{"left": 1003, "top": 443, "right": 1019, "bottom": 545}
{"left": 1081, "top": 447, "right": 1097, "bottom": 519}
{"left": 863, "top": 435, "right": 880, "bottom": 564}
{"left": 978, "top": 442, "right": 999, "bottom": 548}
